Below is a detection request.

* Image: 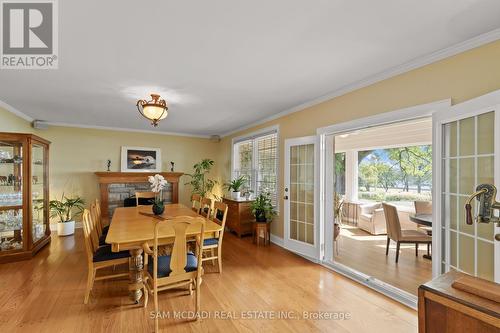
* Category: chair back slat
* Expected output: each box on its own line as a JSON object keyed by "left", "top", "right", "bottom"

{"left": 152, "top": 216, "right": 206, "bottom": 279}
{"left": 82, "top": 210, "right": 96, "bottom": 263}
{"left": 382, "top": 203, "right": 402, "bottom": 241}
{"left": 87, "top": 203, "right": 100, "bottom": 250}
{"left": 199, "top": 197, "right": 212, "bottom": 218}
{"left": 136, "top": 191, "right": 156, "bottom": 206}
{"left": 94, "top": 198, "right": 103, "bottom": 231}
{"left": 191, "top": 194, "right": 202, "bottom": 213}
{"left": 90, "top": 202, "right": 102, "bottom": 237}
{"left": 212, "top": 201, "right": 228, "bottom": 241}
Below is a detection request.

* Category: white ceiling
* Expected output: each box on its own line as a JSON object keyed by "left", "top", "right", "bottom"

{"left": 1, "top": 0, "right": 500, "bottom": 137}
{"left": 335, "top": 118, "right": 432, "bottom": 152}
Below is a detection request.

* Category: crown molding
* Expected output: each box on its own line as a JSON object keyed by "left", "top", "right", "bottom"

{"left": 220, "top": 28, "right": 500, "bottom": 138}
{"left": 44, "top": 122, "right": 211, "bottom": 138}
{"left": 0, "top": 100, "right": 33, "bottom": 122}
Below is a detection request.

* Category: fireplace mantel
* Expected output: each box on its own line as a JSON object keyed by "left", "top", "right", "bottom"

{"left": 95, "top": 172, "right": 184, "bottom": 220}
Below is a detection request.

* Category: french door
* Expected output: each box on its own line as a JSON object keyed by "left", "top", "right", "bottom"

{"left": 433, "top": 92, "right": 500, "bottom": 282}
{"left": 284, "top": 136, "right": 320, "bottom": 260}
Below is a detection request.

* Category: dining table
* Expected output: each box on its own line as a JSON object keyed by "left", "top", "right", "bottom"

{"left": 409, "top": 213, "right": 432, "bottom": 227}
{"left": 105, "top": 203, "right": 223, "bottom": 304}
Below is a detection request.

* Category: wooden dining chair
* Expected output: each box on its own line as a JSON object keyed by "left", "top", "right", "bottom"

{"left": 94, "top": 198, "right": 110, "bottom": 235}
{"left": 414, "top": 201, "right": 432, "bottom": 215}
{"left": 199, "top": 197, "right": 212, "bottom": 218}
{"left": 201, "top": 201, "right": 228, "bottom": 273}
{"left": 135, "top": 191, "right": 156, "bottom": 206}
{"left": 191, "top": 194, "right": 202, "bottom": 213}
{"left": 382, "top": 203, "right": 432, "bottom": 263}
{"left": 90, "top": 202, "right": 107, "bottom": 246}
{"left": 82, "top": 209, "right": 129, "bottom": 304}
{"left": 142, "top": 216, "right": 206, "bottom": 332}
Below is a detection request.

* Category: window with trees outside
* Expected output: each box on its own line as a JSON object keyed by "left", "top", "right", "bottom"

{"left": 232, "top": 129, "right": 279, "bottom": 207}
{"left": 357, "top": 145, "right": 432, "bottom": 207}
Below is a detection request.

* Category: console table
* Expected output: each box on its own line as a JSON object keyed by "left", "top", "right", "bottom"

{"left": 94, "top": 172, "right": 183, "bottom": 220}
{"left": 222, "top": 197, "right": 254, "bottom": 237}
{"left": 418, "top": 271, "right": 499, "bottom": 332}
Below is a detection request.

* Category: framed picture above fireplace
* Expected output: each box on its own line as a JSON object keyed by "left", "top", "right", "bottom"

{"left": 120, "top": 146, "right": 162, "bottom": 172}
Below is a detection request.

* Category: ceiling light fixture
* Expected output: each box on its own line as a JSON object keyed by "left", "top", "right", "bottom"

{"left": 136, "top": 94, "right": 168, "bottom": 127}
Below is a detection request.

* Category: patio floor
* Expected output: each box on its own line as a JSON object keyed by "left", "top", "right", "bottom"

{"left": 333, "top": 224, "right": 432, "bottom": 296}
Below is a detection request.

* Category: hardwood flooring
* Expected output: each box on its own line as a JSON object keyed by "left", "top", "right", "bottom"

{"left": 334, "top": 224, "right": 432, "bottom": 296}
{"left": 0, "top": 229, "right": 418, "bottom": 332}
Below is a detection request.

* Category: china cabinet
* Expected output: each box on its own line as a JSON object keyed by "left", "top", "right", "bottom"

{"left": 0, "top": 133, "right": 50, "bottom": 263}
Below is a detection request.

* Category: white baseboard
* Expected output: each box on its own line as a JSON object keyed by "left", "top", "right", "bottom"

{"left": 269, "top": 233, "right": 284, "bottom": 247}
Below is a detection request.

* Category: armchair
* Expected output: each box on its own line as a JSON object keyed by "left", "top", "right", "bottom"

{"left": 358, "top": 203, "right": 387, "bottom": 235}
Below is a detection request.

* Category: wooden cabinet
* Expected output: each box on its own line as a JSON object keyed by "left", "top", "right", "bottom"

{"left": 418, "top": 271, "right": 500, "bottom": 333}
{"left": 0, "top": 133, "right": 51, "bottom": 263}
{"left": 222, "top": 197, "right": 254, "bottom": 237}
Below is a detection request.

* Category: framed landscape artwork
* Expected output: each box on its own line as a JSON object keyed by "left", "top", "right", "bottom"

{"left": 120, "top": 146, "right": 162, "bottom": 172}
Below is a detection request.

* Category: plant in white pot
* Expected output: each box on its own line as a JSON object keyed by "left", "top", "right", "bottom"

{"left": 224, "top": 175, "right": 247, "bottom": 200}
{"left": 50, "top": 195, "right": 85, "bottom": 236}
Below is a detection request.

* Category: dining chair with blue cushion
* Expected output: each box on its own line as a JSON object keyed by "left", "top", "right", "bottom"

{"left": 201, "top": 201, "right": 228, "bottom": 273}
{"left": 142, "top": 215, "right": 206, "bottom": 333}
{"left": 82, "top": 209, "right": 129, "bottom": 304}
{"left": 91, "top": 200, "right": 109, "bottom": 246}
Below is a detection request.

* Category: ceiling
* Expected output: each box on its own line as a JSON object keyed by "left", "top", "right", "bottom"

{"left": 1, "top": 1, "right": 500, "bottom": 137}
{"left": 335, "top": 118, "right": 432, "bottom": 152}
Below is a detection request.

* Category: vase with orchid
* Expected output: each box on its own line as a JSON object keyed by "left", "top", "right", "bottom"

{"left": 148, "top": 174, "right": 168, "bottom": 215}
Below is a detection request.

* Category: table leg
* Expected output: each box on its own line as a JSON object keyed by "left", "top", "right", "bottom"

{"left": 129, "top": 248, "right": 144, "bottom": 304}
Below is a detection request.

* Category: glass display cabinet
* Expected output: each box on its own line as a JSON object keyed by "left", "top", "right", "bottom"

{"left": 0, "top": 133, "right": 50, "bottom": 263}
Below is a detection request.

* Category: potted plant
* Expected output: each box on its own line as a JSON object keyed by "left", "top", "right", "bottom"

{"left": 250, "top": 192, "right": 276, "bottom": 222}
{"left": 148, "top": 174, "right": 168, "bottom": 215}
{"left": 50, "top": 195, "right": 85, "bottom": 236}
{"left": 185, "top": 158, "right": 218, "bottom": 198}
{"left": 224, "top": 175, "right": 247, "bottom": 200}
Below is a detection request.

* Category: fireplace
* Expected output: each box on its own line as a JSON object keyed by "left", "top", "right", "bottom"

{"left": 107, "top": 182, "right": 173, "bottom": 216}
{"left": 94, "top": 172, "right": 183, "bottom": 221}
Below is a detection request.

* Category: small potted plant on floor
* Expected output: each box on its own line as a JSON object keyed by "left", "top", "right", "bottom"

{"left": 250, "top": 192, "right": 276, "bottom": 222}
{"left": 224, "top": 175, "right": 247, "bottom": 200}
{"left": 50, "top": 195, "right": 85, "bottom": 236}
{"left": 148, "top": 174, "right": 168, "bottom": 215}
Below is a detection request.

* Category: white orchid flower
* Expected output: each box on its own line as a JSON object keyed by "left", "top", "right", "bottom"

{"left": 148, "top": 174, "right": 169, "bottom": 193}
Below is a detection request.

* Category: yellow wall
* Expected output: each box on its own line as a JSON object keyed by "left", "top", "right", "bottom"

{"left": 218, "top": 40, "right": 500, "bottom": 238}
{"left": 0, "top": 107, "right": 220, "bottom": 218}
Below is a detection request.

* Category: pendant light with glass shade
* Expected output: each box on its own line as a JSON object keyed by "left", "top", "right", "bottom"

{"left": 136, "top": 94, "right": 168, "bottom": 127}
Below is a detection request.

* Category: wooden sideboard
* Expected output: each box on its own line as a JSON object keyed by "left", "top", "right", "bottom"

{"left": 222, "top": 197, "right": 254, "bottom": 237}
{"left": 95, "top": 172, "right": 183, "bottom": 220}
{"left": 418, "top": 271, "right": 500, "bottom": 333}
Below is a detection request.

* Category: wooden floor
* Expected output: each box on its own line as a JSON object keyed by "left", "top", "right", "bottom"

{"left": 334, "top": 224, "right": 432, "bottom": 295}
{"left": 0, "top": 229, "right": 418, "bottom": 333}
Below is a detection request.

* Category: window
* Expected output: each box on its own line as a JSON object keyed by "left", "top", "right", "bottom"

{"left": 232, "top": 127, "right": 279, "bottom": 207}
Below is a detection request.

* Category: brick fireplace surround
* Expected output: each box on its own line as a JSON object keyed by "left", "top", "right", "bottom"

{"left": 94, "top": 172, "right": 184, "bottom": 220}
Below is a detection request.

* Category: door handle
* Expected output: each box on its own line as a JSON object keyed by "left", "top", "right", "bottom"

{"left": 284, "top": 195, "right": 288, "bottom": 200}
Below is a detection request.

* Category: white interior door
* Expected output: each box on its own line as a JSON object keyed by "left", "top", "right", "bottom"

{"left": 433, "top": 91, "right": 500, "bottom": 282}
{"left": 284, "top": 136, "right": 320, "bottom": 260}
